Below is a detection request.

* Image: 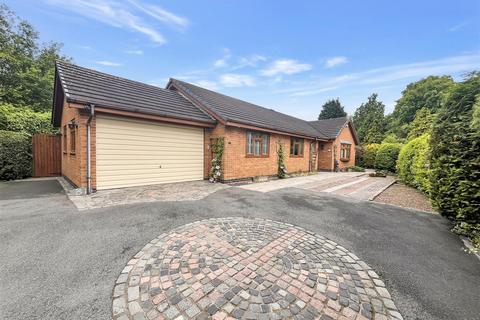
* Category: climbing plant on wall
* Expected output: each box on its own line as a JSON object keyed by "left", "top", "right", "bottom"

{"left": 209, "top": 137, "right": 224, "bottom": 183}
{"left": 277, "top": 141, "right": 288, "bottom": 179}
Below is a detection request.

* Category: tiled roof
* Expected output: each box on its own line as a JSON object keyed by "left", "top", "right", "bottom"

{"left": 169, "top": 79, "right": 327, "bottom": 139}
{"left": 308, "top": 117, "right": 349, "bottom": 139}
{"left": 54, "top": 61, "right": 214, "bottom": 123}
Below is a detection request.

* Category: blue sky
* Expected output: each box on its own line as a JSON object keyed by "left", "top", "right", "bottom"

{"left": 5, "top": 0, "right": 480, "bottom": 119}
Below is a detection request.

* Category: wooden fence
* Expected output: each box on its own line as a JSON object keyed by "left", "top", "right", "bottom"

{"left": 32, "top": 134, "right": 61, "bottom": 177}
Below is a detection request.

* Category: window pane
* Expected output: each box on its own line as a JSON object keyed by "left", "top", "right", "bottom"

{"left": 262, "top": 136, "right": 268, "bottom": 155}
{"left": 247, "top": 132, "right": 252, "bottom": 154}
{"left": 254, "top": 140, "right": 260, "bottom": 155}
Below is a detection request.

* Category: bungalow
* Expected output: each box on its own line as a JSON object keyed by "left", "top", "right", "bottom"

{"left": 52, "top": 61, "right": 359, "bottom": 193}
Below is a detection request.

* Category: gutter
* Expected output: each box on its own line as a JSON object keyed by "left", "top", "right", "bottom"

{"left": 85, "top": 104, "right": 95, "bottom": 195}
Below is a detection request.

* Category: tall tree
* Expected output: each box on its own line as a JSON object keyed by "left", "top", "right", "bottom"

{"left": 407, "top": 107, "right": 436, "bottom": 140}
{"left": 389, "top": 76, "right": 454, "bottom": 138}
{"left": 353, "top": 93, "right": 385, "bottom": 144}
{"left": 0, "top": 4, "right": 68, "bottom": 112}
{"left": 318, "top": 98, "right": 347, "bottom": 120}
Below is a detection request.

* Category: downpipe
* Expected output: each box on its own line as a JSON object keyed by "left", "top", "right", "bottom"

{"left": 85, "top": 104, "right": 95, "bottom": 194}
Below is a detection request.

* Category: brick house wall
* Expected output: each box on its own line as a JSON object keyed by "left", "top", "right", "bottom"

{"left": 60, "top": 102, "right": 96, "bottom": 190}
{"left": 61, "top": 102, "right": 355, "bottom": 188}
{"left": 206, "top": 125, "right": 314, "bottom": 181}
{"left": 317, "top": 125, "right": 357, "bottom": 171}
{"left": 334, "top": 124, "right": 356, "bottom": 170}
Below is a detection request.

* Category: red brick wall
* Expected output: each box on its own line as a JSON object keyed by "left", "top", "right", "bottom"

{"left": 60, "top": 102, "right": 96, "bottom": 189}
{"left": 334, "top": 124, "right": 356, "bottom": 170}
{"left": 206, "top": 125, "right": 314, "bottom": 181}
{"left": 317, "top": 126, "right": 357, "bottom": 171}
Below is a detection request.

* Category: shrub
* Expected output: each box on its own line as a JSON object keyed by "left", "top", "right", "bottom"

{"left": 397, "top": 134, "right": 431, "bottom": 193}
{"left": 0, "top": 104, "right": 55, "bottom": 135}
{"left": 354, "top": 146, "right": 364, "bottom": 167}
{"left": 374, "top": 143, "right": 402, "bottom": 172}
{"left": 0, "top": 130, "right": 32, "bottom": 180}
{"left": 348, "top": 165, "right": 365, "bottom": 172}
{"left": 430, "top": 73, "right": 480, "bottom": 249}
{"left": 363, "top": 144, "right": 380, "bottom": 168}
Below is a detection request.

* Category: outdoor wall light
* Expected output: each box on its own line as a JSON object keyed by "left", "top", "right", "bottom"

{"left": 67, "top": 120, "right": 78, "bottom": 129}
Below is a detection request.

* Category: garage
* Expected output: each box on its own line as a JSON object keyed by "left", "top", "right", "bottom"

{"left": 96, "top": 115, "right": 204, "bottom": 190}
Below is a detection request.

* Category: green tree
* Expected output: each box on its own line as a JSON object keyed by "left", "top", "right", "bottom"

{"left": 407, "top": 107, "right": 436, "bottom": 140}
{"left": 389, "top": 76, "right": 454, "bottom": 138}
{"left": 0, "top": 4, "right": 68, "bottom": 112}
{"left": 318, "top": 98, "right": 347, "bottom": 120}
{"left": 429, "top": 72, "right": 480, "bottom": 248}
{"left": 353, "top": 93, "right": 385, "bottom": 143}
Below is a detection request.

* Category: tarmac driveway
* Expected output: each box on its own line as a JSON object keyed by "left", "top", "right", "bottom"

{"left": 0, "top": 179, "right": 479, "bottom": 320}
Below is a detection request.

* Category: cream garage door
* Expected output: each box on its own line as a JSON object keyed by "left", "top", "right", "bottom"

{"left": 96, "top": 115, "right": 204, "bottom": 190}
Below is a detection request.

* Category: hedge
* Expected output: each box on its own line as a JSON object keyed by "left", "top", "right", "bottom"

{"left": 0, "top": 104, "right": 55, "bottom": 135}
{"left": 374, "top": 143, "right": 402, "bottom": 172}
{"left": 0, "top": 130, "right": 32, "bottom": 180}
{"left": 397, "top": 134, "right": 431, "bottom": 193}
{"left": 363, "top": 144, "right": 380, "bottom": 168}
{"left": 429, "top": 73, "right": 480, "bottom": 249}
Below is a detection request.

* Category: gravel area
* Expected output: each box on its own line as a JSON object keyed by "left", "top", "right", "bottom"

{"left": 373, "top": 182, "right": 436, "bottom": 213}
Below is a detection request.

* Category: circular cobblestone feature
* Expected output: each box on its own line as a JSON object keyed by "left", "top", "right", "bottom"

{"left": 112, "top": 218, "right": 403, "bottom": 320}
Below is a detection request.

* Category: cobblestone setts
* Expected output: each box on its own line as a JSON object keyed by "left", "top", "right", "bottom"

{"left": 112, "top": 218, "right": 403, "bottom": 320}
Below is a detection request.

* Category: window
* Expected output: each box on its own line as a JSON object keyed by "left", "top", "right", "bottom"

{"left": 319, "top": 144, "right": 325, "bottom": 151}
{"left": 290, "top": 137, "right": 304, "bottom": 157}
{"left": 70, "top": 124, "right": 76, "bottom": 155}
{"left": 340, "top": 143, "right": 351, "bottom": 160}
{"left": 63, "top": 125, "right": 67, "bottom": 153}
{"left": 246, "top": 131, "right": 269, "bottom": 157}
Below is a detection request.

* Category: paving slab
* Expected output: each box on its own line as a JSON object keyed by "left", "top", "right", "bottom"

{"left": 68, "top": 180, "right": 229, "bottom": 210}
{"left": 239, "top": 172, "right": 395, "bottom": 201}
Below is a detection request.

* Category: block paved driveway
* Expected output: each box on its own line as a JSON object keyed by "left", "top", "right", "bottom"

{"left": 0, "top": 179, "right": 479, "bottom": 320}
{"left": 239, "top": 172, "right": 395, "bottom": 201}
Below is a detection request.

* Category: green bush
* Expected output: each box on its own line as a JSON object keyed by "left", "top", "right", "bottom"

{"left": 430, "top": 73, "right": 480, "bottom": 249}
{"left": 363, "top": 144, "right": 380, "bottom": 168}
{"left": 354, "top": 146, "right": 364, "bottom": 167}
{"left": 348, "top": 165, "right": 365, "bottom": 172}
{"left": 0, "top": 104, "right": 55, "bottom": 135}
{"left": 374, "top": 143, "right": 402, "bottom": 172}
{"left": 0, "top": 130, "right": 32, "bottom": 180}
{"left": 397, "top": 134, "right": 431, "bottom": 193}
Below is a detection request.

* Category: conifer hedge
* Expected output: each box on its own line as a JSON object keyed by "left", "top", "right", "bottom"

{"left": 430, "top": 73, "right": 480, "bottom": 248}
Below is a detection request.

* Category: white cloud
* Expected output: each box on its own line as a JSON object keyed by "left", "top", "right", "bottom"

{"left": 45, "top": 0, "right": 187, "bottom": 45}
{"left": 235, "top": 54, "right": 267, "bottom": 69}
{"left": 77, "top": 45, "right": 93, "bottom": 50}
{"left": 127, "top": 0, "right": 189, "bottom": 31}
{"left": 282, "top": 53, "right": 480, "bottom": 97}
{"left": 125, "top": 49, "right": 143, "bottom": 55}
{"left": 193, "top": 80, "right": 219, "bottom": 90}
{"left": 95, "top": 60, "right": 123, "bottom": 66}
{"left": 325, "top": 56, "right": 348, "bottom": 68}
{"left": 213, "top": 48, "right": 231, "bottom": 68}
{"left": 290, "top": 86, "right": 338, "bottom": 97}
{"left": 449, "top": 21, "right": 469, "bottom": 32}
{"left": 261, "top": 59, "right": 312, "bottom": 76}
{"left": 219, "top": 74, "right": 255, "bottom": 87}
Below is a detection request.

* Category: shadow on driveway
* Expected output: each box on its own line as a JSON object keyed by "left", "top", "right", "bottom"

{"left": 0, "top": 179, "right": 64, "bottom": 200}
